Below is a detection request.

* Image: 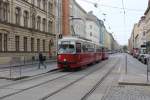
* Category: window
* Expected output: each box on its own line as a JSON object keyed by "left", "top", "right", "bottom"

{"left": 42, "top": 18, "right": 46, "bottom": 32}
{"left": 37, "top": 39, "right": 40, "bottom": 52}
{"left": 4, "top": 34, "right": 7, "bottom": 52}
{"left": 15, "top": 7, "right": 21, "bottom": 25}
{"left": 31, "top": 38, "right": 34, "bottom": 52}
{"left": 48, "top": 2, "right": 53, "bottom": 14}
{"left": 37, "top": 16, "right": 41, "bottom": 30}
{"left": 15, "top": 36, "right": 20, "bottom": 51}
{"left": 90, "top": 32, "right": 92, "bottom": 36}
{"left": 48, "top": 21, "right": 53, "bottom": 33}
{"left": 3, "top": 3, "right": 9, "bottom": 22}
{"left": 0, "top": 2, "right": 9, "bottom": 22}
{"left": 32, "top": 14, "right": 36, "bottom": 29}
{"left": 0, "top": 33, "right": 2, "bottom": 51}
{"left": 23, "top": 11, "right": 29, "bottom": 27}
{"left": 76, "top": 43, "right": 81, "bottom": 53}
{"left": 43, "top": 39, "right": 45, "bottom": 52}
{"left": 24, "top": 37, "right": 27, "bottom": 52}
{"left": 37, "top": 0, "right": 41, "bottom": 8}
{"left": 43, "top": 0, "right": 46, "bottom": 11}
{"left": 90, "top": 25, "right": 92, "bottom": 29}
{"left": 0, "top": 1, "right": 3, "bottom": 21}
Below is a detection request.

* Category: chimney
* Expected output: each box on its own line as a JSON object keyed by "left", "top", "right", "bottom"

{"left": 62, "top": 0, "right": 70, "bottom": 36}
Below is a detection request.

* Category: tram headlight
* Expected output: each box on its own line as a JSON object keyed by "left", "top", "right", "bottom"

{"left": 64, "top": 59, "right": 66, "bottom": 61}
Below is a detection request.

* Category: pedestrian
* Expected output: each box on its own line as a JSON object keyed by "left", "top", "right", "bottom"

{"left": 38, "top": 52, "right": 47, "bottom": 69}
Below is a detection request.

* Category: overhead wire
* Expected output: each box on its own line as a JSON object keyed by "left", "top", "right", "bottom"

{"left": 81, "top": 0, "right": 144, "bottom": 12}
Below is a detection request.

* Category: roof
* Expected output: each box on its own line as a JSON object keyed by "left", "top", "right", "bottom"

{"left": 59, "top": 36, "right": 101, "bottom": 46}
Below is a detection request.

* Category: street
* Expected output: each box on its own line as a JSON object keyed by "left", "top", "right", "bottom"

{"left": 0, "top": 54, "right": 149, "bottom": 100}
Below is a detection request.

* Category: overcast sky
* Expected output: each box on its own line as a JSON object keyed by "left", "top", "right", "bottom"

{"left": 76, "top": 0, "right": 148, "bottom": 45}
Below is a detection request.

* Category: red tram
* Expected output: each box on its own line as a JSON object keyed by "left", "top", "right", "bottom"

{"left": 57, "top": 37, "right": 108, "bottom": 69}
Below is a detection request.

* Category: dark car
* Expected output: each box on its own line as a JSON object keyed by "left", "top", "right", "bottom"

{"left": 141, "top": 54, "right": 150, "bottom": 64}
{"left": 137, "top": 54, "right": 145, "bottom": 61}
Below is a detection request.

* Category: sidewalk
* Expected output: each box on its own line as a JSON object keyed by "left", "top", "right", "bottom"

{"left": 118, "top": 54, "right": 150, "bottom": 86}
{"left": 0, "top": 61, "right": 58, "bottom": 80}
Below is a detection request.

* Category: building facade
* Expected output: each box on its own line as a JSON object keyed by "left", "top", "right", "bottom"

{"left": 0, "top": 0, "right": 56, "bottom": 64}
{"left": 69, "top": 0, "right": 87, "bottom": 38}
{"left": 98, "top": 19, "right": 106, "bottom": 46}
{"left": 85, "top": 12, "right": 100, "bottom": 43}
{"left": 144, "top": 0, "right": 150, "bottom": 52}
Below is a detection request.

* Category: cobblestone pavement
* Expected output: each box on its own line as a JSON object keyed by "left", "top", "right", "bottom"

{"left": 101, "top": 54, "right": 150, "bottom": 100}
{"left": 102, "top": 86, "right": 150, "bottom": 100}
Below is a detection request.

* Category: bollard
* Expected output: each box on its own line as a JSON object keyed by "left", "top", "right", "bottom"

{"left": 9, "top": 64, "right": 12, "bottom": 79}
{"left": 125, "top": 54, "right": 127, "bottom": 74}
{"left": 24, "top": 56, "right": 25, "bottom": 65}
{"left": 147, "top": 58, "right": 149, "bottom": 82}
{"left": 19, "top": 65, "right": 22, "bottom": 79}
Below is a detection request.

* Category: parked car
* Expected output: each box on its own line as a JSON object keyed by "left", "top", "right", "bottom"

{"left": 141, "top": 54, "right": 150, "bottom": 64}
{"left": 137, "top": 54, "right": 145, "bottom": 61}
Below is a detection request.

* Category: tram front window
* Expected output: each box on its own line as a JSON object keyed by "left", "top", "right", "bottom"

{"left": 58, "top": 44, "right": 75, "bottom": 54}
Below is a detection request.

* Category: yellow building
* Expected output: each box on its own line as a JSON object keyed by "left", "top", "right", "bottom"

{"left": 104, "top": 31, "right": 112, "bottom": 50}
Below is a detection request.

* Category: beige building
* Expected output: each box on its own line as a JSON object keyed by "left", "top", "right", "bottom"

{"left": 144, "top": 0, "right": 150, "bottom": 52}
{"left": 128, "top": 17, "right": 147, "bottom": 54}
{"left": 0, "top": 0, "right": 56, "bottom": 64}
{"left": 104, "top": 31, "right": 111, "bottom": 50}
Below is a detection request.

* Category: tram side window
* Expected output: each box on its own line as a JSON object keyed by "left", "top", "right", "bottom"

{"left": 76, "top": 43, "right": 81, "bottom": 53}
{"left": 87, "top": 44, "right": 95, "bottom": 52}
{"left": 82, "top": 44, "right": 87, "bottom": 52}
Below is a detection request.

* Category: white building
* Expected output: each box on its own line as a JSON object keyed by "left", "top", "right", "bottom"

{"left": 85, "top": 12, "right": 100, "bottom": 43}
{"left": 69, "top": 0, "right": 87, "bottom": 38}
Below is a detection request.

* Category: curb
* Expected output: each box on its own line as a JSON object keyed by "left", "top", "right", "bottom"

{"left": 118, "top": 81, "right": 150, "bottom": 86}
{"left": 0, "top": 68, "right": 59, "bottom": 81}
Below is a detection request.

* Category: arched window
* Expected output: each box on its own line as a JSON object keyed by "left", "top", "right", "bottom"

{"left": 23, "top": 11, "right": 29, "bottom": 27}
{"left": 37, "top": 16, "right": 41, "bottom": 30}
{"left": 15, "top": 7, "right": 21, "bottom": 25}
{"left": 42, "top": 18, "right": 46, "bottom": 32}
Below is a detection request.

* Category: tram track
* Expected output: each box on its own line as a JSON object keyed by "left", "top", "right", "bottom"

{"left": 0, "top": 70, "right": 73, "bottom": 99}
{"left": 81, "top": 59, "right": 120, "bottom": 100}
{"left": 39, "top": 59, "right": 113, "bottom": 100}
{"left": 0, "top": 68, "right": 60, "bottom": 89}
{"left": 0, "top": 59, "right": 110, "bottom": 100}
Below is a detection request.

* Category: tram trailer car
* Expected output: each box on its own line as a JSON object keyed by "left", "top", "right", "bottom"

{"left": 101, "top": 48, "right": 109, "bottom": 60}
{"left": 57, "top": 37, "right": 108, "bottom": 69}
